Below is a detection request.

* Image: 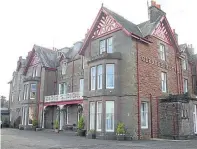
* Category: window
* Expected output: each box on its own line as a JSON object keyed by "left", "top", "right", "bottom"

{"left": 28, "top": 107, "right": 34, "bottom": 125}
{"left": 161, "top": 72, "right": 167, "bottom": 92}
{"left": 141, "top": 102, "right": 148, "bottom": 129}
{"left": 30, "top": 84, "right": 36, "bottom": 99}
{"left": 106, "top": 101, "right": 114, "bottom": 132}
{"left": 59, "top": 83, "right": 66, "bottom": 94}
{"left": 11, "top": 94, "right": 14, "bottom": 102}
{"left": 107, "top": 37, "right": 113, "bottom": 53}
{"left": 80, "top": 79, "right": 84, "bottom": 95}
{"left": 106, "top": 64, "right": 115, "bottom": 89}
{"left": 23, "top": 84, "right": 29, "bottom": 100}
{"left": 91, "top": 67, "right": 96, "bottom": 90}
{"left": 90, "top": 102, "right": 95, "bottom": 130}
{"left": 99, "top": 40, "right": 106, "bottom": 54}
{"left": 182, "top": 59, "right": 187, "bottom": 70}
{"left": 32, "top": 66, "right": 37, "bottom": 77}
{"left": 97, "top": 101, "right": 102, "bottom": 131}
{"left": 97, "top": 65, "right": 102, "bottom": 89}
{"left": 160, "top": 44, "right": 165, "bottom": 61}
{"left": 62, "top": 63, "right": 67, "bottom": 75}
{"left": 184, "top": 79, "right": 188, "bottom": 93}
{"left": 82, "top": 56, "right": 85, "bottom": 69}
{"left": 18, "top": 91, "right": 20, "bottom": 101}
{"left": 13, "top": 77, "right": 15, "bottom": 87}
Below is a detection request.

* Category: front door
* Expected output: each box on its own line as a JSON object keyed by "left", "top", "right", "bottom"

{"left": 193, "top": 105, "right": 197, "bottom": 134}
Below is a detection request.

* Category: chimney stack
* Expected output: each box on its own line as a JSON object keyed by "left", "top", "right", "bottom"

{"left": 149, "top": 0, "right": 165, "bottom": 23}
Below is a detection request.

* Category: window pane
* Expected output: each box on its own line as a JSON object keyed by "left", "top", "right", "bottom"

{"left": 184, "top": 79, "right": 188, "bottom": 93}
{"left": 90, "top": 102, "right": 95, "bottom": 130}
{"left": 106, "top": 64, "right": 114, "bottom": 89}
{"left": 100, "top": 40, "right": 106, "bottom": 54}
{"left": 28, "top": 106, "right": 35, "bottom": 125}
{"left": 160, "top": 44, "right": 165, "bottom": 60}
{"left": 80, "top": 79, "right": 84, "bottom": 94}
{"left": 97, "top": 65, "right": 102, "bottom": 89}
{"left": 106, "top": 101, "right": 114, "bottom": 131}
{"left": 107, "top": 37, "right": 113, "bottom": 53}
{"left": 161, "top": 72, "right": 167, "bottom": 92}
{"left": 91, "top": 67, "right": 96, "bottom": 90}
{"left": 97, "top": 102, "right": 102, "bottom": 131}
{"left": 141, "top": 102, "right": 148, "bottom": 128}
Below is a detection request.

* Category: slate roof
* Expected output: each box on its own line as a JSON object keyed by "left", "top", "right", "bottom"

{"left": 103, "top": 7, "right": 143, "bottom": 37}
{"left": 103, "top": 7, "right": 164, "bottom": 38}
{"left": 33, "top": 45, "right": 58, "bottom": 68}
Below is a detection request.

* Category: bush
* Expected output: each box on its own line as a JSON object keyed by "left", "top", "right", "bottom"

{"left": 32, "top": 119, "right": 38, "bottom": 127}
{"left": 77, "top": 116, "right": 85, "bottom": 130}
{"left": 54, "top": 120, "right": 59, "bottom": 129}
{"left": 116, "top": 122, "right": 125, "bottom": 135}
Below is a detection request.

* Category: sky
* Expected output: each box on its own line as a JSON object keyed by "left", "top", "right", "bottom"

{"left": 0, "top": 0, "right": 196, "bottom": 100}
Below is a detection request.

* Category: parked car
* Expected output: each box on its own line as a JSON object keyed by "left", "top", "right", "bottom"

{"left": 0, "top": 120, "right": 2, "bottom": 128}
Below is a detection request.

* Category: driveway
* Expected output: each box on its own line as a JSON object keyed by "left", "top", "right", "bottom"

{"left": 1, "top": 128, "right": 197, "bottom": 149}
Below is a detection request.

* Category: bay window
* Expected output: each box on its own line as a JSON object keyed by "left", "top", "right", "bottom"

{"left": 97, "top": 101, "right": 102, "bottom": 131}
{"left": 161, "top": 72, "right": 167, "bottom": 92}
{"left": 97, "top": 65, "right": 103, "bottom": 89}
{"left": 90, "top": 102, "right": 95, "bottom": 130}
{"left": 91, "top": 67, "right": 96, "bottom": 90}
{"left": 30, "top": 84, "right": 36, "bottom": 99}
{"left": 106, "top": 64, "right": 115, "bottom": 89}
{"left": 106, "top": 101, "right": 114, "bottom": 132}
{"left": 141, "top": 102, "right": 148, "bottom": 129}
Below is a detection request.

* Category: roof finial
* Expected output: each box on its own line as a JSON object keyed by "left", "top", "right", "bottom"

{"left": 101, "top": 3, "right": 103, "bottom": 7}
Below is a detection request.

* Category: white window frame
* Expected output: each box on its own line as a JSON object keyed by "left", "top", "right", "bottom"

{"left": 90, "top": 102, "right": 95, "bottom": 130}
{"left": 99, "top": 40, "right": 106, "bottom": 54}
{"left": 97, "top": 65, "right": 103, "bottom": 90}
{"left": 80, "top": 79, "right": 84, "bottom": 95}
{"left": 160, "top": 44, "right": 166, "bottom": 61}
{"left": 107, "top": 37, "right": 113, "bottom": 53}
{"left": 59, "top": 83, "right": 66, "bottom": 95}
{"left": 105, "top": 101, "right": 114, "bottom": 132}
{"left": 184, "top": 79, "right": 188, "bottom": 93}
{"left": 23, "top": 84, "right": 29, "bottom": 100}
{"left": 91, "top": 67, "right": 96, "bottom": 90}
{"left": 141, "top": 102, "right": 148, "bottom": 129}
{"left": 97, "top": 101, "right": 102, "bottom": 131}
{"left": 161, "top": 72, "right": 167, "bottom": 93}
{"left": 106, "top": 64, "right": 115, "bottom": 89}
{"left": 30, "top": 84, "right": 36, "bottom": 99}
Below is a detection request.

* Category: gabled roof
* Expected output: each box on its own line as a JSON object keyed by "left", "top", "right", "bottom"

{"left": 79, "top": 6, "right": 151, "bottom": 55}
{"left": 34, "top": 45, "right": 57, "bottom": 68}
{"left": 23, "top": 45, "right": 58, "bottom": 75}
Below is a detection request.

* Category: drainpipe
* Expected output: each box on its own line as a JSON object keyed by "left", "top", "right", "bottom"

{"left": 156, "top": 96, "right": 159, "bottom": 137}
{"left": 72, "top": 60, "right": 74, "bottom": 92}
{"left": 150, "top": 94, "right": 153, "bottom": 138}
{"left": 136, "top": 40, "right": 141, "bottom": 140}
{"left": 175, "top": 55, "right": 179, "bottom": 94}
{"left": 36, "top": 82, "right": 41, "bottom": 121}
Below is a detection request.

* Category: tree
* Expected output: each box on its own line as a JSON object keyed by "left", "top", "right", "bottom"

{"left": 1, "top": 96, "right": 8, "bottom": 108}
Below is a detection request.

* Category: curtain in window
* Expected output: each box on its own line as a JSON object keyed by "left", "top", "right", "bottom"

{"left": 106, "top": 101, "right": 114, "bottom": 131}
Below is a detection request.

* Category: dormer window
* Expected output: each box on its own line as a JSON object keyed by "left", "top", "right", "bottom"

{"left": 99, "top": 37, "right": 113, "bottom": 54}
{"left": 32, "top": 66, "right": 37, "bottom": 77}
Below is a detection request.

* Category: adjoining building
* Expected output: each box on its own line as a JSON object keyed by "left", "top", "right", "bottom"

{"left": 8, "top": 1, "right": 197, "bottom": 140}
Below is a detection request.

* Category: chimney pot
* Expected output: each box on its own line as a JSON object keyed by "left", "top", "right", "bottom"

{"left": 157, "top": 4, "right": 161, "bottom": 9}
{"left": 151, "top": 0, "right": 156, "bottom": 6}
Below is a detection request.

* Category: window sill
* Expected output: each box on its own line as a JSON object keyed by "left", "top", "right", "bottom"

{"left": 141, "top": 127, "right": 148, "bottom": 129}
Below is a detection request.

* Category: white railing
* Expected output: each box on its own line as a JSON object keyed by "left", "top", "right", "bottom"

{"left": 44, "top": 92, "right": 83, "bottom": 103}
